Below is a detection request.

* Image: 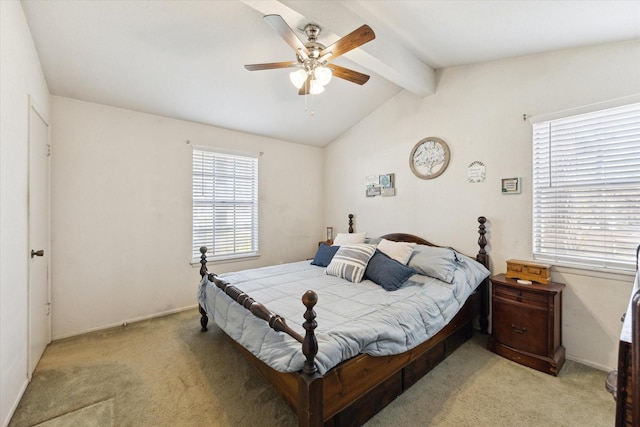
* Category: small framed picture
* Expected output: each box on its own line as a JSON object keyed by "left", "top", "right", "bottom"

{"left": 379, "top": 174, "right": 394, "bottom": 188}
{"left": 501, "top": 177, "right": 521, "bottom": 194}
{"left": 366, "top": 185, "right": 381, "bottom": 197}
{"left": 326, "top": 227, "right": 333, "bottom": 241}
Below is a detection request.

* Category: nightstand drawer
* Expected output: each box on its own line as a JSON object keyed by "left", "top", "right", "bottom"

{"left": 494, "top": 285, "right": 549, "bottom": 309}
{"left": 492, "top": 299, "right": 548, "bottom": 355}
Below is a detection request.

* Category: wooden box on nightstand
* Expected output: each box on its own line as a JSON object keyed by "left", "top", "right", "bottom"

{"left": 487, "top": 273, "right": 566, "bottom": 376}
{"left": 505, "top": 259, "right": 552, "bottom": 285}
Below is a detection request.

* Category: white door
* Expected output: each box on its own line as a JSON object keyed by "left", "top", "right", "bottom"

{"left": 28, "top": 102, "right": 51, "bottom": 376}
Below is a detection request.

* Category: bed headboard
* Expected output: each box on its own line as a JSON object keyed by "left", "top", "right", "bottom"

{"left": 350, "top": 214, "right": 490, "bottom": 334}
{"left": 348, "top": 214, "right": 489, "bottom": 270}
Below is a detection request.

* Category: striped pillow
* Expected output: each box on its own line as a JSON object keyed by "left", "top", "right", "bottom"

{"left": 326, "top": 243, "right": 377, "bottom": 283}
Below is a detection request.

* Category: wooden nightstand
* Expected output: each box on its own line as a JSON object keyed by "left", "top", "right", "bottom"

{"left": 487, "top": 273, "right": 566, "bottom": 376}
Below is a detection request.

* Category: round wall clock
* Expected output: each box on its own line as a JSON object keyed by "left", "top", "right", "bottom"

{"left": 409, "top": 137, "right": 450, "bottom": 180}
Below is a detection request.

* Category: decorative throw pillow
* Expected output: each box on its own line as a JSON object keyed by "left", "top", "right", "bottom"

{"left": 332, "top": 232, "right": 367, "bottom": 246}
{"left": 311, "top": 243, "right": 340, "bottom": 267}
{"left": 364, "top": 250, "right": 416, "bottom": 291}
{"left": 377, "top": 239, "right": 417, "bottom": 265}
{"left": 408, "top": 245, "right": 459, "bottom": 283}
{"left": 326, "top": 243, "right": 377, "bottom": 283}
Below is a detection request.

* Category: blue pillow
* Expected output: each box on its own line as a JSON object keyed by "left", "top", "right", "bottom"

{"left": 364, "top": 250, "right": 416, "bottom": 291}
{"left": 311, "top": 243, "right": 340, "bottom": 267}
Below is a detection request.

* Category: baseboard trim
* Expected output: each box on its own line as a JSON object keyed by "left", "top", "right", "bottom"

{"left": 51, "top": 304, "right": 199, "bottom": 341}
{"left": 3, "top": 377, "right": 29, "bottom": 427}
{"left": 566, "top": 353, "right": 611, "bottom": 372}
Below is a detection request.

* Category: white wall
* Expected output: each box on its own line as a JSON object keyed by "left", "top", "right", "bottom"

{"left": 0, "top": 1, "right": 51, "bottom": 425}
{"left": 324, "top": 40, "right": 640, "bottom": 370}
{"left": 50, "top": 97, "right": 324, "bottom": 339}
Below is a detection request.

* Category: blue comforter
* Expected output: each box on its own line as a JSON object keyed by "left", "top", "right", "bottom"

{"left": 198, "top": 254, "right": 489, "bottom": 374}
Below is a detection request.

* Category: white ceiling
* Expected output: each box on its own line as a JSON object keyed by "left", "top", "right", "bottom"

{"left": 21, "top": 1, "right": 640, "bottom": 147}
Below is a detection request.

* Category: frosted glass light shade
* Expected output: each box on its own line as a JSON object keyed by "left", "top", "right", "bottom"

{"left": 289, "top": 69, "right": 308, "bottom": 89}
{"left": 309, "top": 79, "right": 325, "bottom": 95}
{"left": 314, "top": 66, "right": 332, "bottom": 86}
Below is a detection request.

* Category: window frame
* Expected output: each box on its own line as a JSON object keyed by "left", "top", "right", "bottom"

{"left": 192, "top": 146, "right": 259, "bottom": 263}
{"left": 531, "top": 99, "right": 640, "bottom": 273}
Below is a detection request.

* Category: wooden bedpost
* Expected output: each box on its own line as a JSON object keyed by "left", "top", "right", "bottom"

{"left": 476, "top": 217, "right": 489, "bottom": 335}
{"left": 348, "top": 214, "right": 354, "bottom": 234}
{"left": 476, "top": 216, "right": 488, "bottom": 267}
{"left": 298, "top": 290, "right": 323, "bottom": 427}
{"left": 199, "top": 246, "right": 209, "bottom": 332}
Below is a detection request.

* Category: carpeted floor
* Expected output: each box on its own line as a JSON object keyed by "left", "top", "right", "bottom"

{"left": 9, "top": 308, "right": 615, "bottom": 426}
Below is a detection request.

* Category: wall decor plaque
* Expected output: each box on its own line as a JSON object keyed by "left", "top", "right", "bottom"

{"left": 501, "top": 177, "right": 521, "bottom": 194}
{"left": 467, "top": 161, "right": 486, "bottom": 183}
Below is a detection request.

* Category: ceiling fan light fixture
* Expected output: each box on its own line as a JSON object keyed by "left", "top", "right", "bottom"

{"left": 289, "top": 68, "right": 308, "bottom": 89}
{"left": 309, "top": 79, "right": 325, "bottom": 95}
{"left": 314, "top": 66, "right": 332, "bottom": 86}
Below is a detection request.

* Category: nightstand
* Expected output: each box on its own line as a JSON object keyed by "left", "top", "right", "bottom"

{"left": 487, "top": 273, "right": 566, "bottom": 376}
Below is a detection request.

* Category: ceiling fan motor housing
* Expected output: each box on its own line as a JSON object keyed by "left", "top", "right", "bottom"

{"left": 304, "top": 24, "right": 321, "bottom": 42}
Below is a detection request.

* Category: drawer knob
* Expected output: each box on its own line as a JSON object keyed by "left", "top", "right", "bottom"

{"left": 511, "top": 324, "right": 527, "bottom": 334}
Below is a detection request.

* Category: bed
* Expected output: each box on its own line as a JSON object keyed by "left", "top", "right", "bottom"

{"left": 197, "top": 216, "right": 490, "bottom": 426}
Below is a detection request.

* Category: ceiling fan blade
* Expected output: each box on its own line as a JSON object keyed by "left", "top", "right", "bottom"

{"left": 320, "top": 25, "right": 375, "bottom": 61}
{"left": 263, "top": 15, "right": 310, "bottom": 57}
{"left": 244, "top": 61, "right": 298, "bottom": 71}
{"left": 328, "top": 64, "right": 370, "bottom": 85}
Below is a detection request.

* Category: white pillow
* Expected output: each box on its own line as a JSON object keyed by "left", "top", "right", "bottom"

{"left": 377, "top": 239, "right": 417, "bottom": 265}
{"left": 332, "top": 232, "right": 367, "bottom": 246}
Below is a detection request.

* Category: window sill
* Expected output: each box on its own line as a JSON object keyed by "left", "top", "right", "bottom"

{"left": 551, "top": 264, "right": 635, "bottom": 282}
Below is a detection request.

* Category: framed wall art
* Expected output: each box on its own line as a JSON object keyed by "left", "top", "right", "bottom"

{"left": 410, "top": 137, "right": 450, "bottom": 179}
{"left": 365, "top": 173, "right": 395, "bottom": 197}
{"left": 501, "top": 177, "right": 521, "bottom": 194}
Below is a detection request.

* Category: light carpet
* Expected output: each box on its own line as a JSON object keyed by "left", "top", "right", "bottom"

{"left": 9, "top": 309, "right": 615, "bottom": 426}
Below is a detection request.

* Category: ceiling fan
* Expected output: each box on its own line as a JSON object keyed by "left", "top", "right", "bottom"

{"left": 244, "top": 15, "right": 375, "bottom": 95}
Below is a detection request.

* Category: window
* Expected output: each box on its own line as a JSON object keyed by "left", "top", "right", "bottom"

{"left": 192, "top": 148, "right": 258, "bottom": 262}
{"left": 532, "top": 102, "right": 640, "bottom": 272}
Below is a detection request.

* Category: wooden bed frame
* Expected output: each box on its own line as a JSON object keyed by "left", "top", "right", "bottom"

{"left": 609, "top": 244, "right": 640, "bottom": 426}
{"left": 198, "top": 216, "right": 490, "bottom": 427}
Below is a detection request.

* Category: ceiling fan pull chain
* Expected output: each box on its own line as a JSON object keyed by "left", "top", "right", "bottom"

{"left": 304, "top": 83, "right": 316, "bottom": 116}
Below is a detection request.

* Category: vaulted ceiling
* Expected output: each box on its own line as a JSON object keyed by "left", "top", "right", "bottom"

{"left": 21, "top": 0, "right": 640, "bottom": 146}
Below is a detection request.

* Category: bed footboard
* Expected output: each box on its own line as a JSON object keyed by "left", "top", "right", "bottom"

{"left": 199, "top": 250, "right": 325, "bottom": 425}
{"left": 199, "top": 247, "right": 314, "bottom": 344}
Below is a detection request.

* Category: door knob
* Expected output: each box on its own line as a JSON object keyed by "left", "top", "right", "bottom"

{"left": 31, "top": 249, "right": 44, "bottom": 258}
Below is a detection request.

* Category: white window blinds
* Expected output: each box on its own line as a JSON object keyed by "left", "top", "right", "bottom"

{"left": 532, "top": 102, "right": 640, "bottom": 272}
{"left": 192, "top": 148, "right": 259, "bottom": 261}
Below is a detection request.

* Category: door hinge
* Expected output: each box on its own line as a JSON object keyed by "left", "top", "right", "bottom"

{"left": 46, "top": 144, "right": 51, "bottom": 157}
{"left": 46, "top": 302, "right": 51, "bottom": 316}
